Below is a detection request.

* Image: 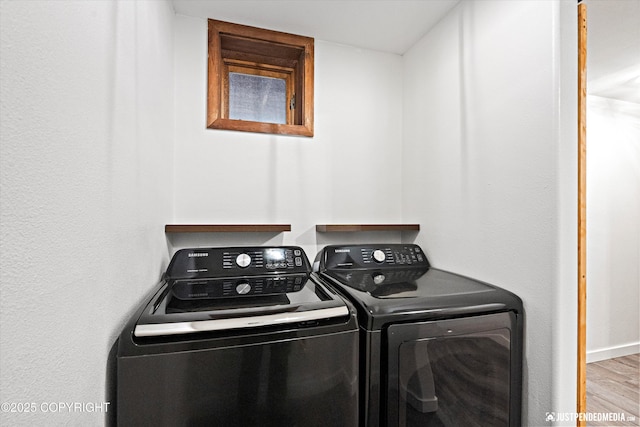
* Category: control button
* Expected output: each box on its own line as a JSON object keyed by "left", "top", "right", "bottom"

{"left": 373, "top": 273, "right": 386, "bottom": 285}
{"left": 236, "top": 282, "right": 251, "bottom": 295}
{"left": 294, "top": 249, "right": 302, "bottom": 256}
{"left": 295, "top": 257, "right": 303, "bottom": 267}
{"left": 372, "top": 250, "right": 386, "bottom": 263}
{"left": 236, "top": 253, "right": 251, "bottom": 268}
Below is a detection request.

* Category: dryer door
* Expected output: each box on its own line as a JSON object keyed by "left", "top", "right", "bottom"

{"left": 386, "top": 312, "right": 517, "bottom": 427}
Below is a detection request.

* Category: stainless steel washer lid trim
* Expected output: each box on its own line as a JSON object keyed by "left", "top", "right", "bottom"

{"left": 134, "top": 305, "right": 349, "bottom": 337}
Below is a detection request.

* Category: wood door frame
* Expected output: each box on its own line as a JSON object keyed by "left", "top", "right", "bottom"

{"left": 577, "top": 2, "right": 587, "bottom": 426}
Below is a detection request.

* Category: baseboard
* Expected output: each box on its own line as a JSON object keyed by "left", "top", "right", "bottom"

{"left": 587, "top": 342, "right": 640, "bottom": 363}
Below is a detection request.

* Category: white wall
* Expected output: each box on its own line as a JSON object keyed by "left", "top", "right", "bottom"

{"left": 0, "top": 2, "right": 583, "bottom": 426}
{"left": 0, "top": 0, "right": 174, "bottom": 425}
{"left": 401, "top": 1, "right": 577, "bottom": 425}
{"left": 586, "top": 96, "right": 640, "bottom": 362}
{"left": 171, "top": 14, "right": 405, "bottom": 257}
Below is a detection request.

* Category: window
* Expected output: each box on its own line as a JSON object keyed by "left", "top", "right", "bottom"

{"left": 207, "top": 20, "right": 314, "bottom": 137}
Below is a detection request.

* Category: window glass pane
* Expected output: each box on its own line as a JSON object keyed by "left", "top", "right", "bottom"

{"left": 229, "top": 73, "right": 287, "bottom": 124}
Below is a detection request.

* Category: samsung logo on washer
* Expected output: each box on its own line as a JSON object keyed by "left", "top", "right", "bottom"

{"left": 188, "top": 253, "right": 209, "bottom": 257}
{"left": 334, "top": 249, "right": 351, "bottom": 253}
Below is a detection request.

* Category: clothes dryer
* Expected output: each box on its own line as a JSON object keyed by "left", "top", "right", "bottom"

{"left": 314, "top": 244, "right": 523, "bottom": 427}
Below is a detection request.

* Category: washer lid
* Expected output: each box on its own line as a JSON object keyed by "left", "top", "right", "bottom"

{"left": 320, "top": 267, "right": 522, "bottom": 330}
{"left": 134, "top": 275, "right": 350, "bottom": 338}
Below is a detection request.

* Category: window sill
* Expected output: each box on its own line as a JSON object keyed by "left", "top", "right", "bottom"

{"left": 208, "top": 118, "right": 313, "bottom": 137}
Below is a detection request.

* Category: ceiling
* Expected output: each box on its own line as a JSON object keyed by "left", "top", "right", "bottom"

{"left": 171, "top": 0, "right": 460, "bottom": 55}
{"left": 172, "top": 0, "right": 639, "bottom": 103}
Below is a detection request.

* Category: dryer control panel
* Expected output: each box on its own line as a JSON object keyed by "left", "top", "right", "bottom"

{"left": 320, "top": 244, "right": 430, "bottom": 270}
{"left": 167, "top": 246, "right": 310, "bottom": 279}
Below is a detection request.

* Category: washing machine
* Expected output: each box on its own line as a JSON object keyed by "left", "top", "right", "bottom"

{"left": 313, "top": 244, "right": 523, "bottom": 427}
{"left": 116, "top": 246, "right": 359, "bottom": 427}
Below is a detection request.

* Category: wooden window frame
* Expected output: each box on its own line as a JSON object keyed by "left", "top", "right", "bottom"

{"left": 207, "top": 19, "right": 314, "bottom": 137}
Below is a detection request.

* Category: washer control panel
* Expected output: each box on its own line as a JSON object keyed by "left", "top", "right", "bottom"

{"left": 167, "top": 246, "right": 310, "bottom": 279}
{"left": 320, "top": 244, "right": 429, "bottom": 270}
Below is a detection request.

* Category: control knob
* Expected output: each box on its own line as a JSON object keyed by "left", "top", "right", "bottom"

{"left": 373, "top": 273, "right": 386, "bottom": 285}
{"left": 372, "top": 249, "right": 386, "bottom": 263}
{"left": 236, "top": 253, "right": 251, "bottom": 268}
{"left": 236, "top": 282, "right": 251, "bottom": 295}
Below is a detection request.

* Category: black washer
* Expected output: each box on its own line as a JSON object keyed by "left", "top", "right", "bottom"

{"left": 116, "top": 246, "right": 359, "bottom": 426}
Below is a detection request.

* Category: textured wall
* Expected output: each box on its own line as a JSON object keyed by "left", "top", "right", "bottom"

{"left": 0, "top": 1, "right": 584, "bottom": 426}
{"left": 0, "top": 1, "right": 174, "bottom": 425}
{"left": 171, "top": 14, "right": 405, "bottom": 257}
{"left": 587, "top": 96, "right": 640, "bottom": 361}
{"left": 401, "top": 1, "right": 578, "bottom": 425}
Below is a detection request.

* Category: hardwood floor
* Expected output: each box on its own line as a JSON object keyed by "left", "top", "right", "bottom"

{"left": 587, "top": 353, "right": 639, "bottom": 426}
